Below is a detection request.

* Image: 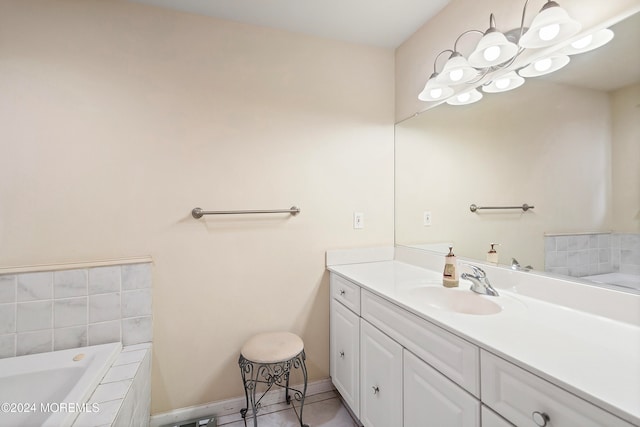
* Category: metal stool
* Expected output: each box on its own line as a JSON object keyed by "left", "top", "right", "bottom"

{"left": 238, "top": 332, "right": 308, "bottom": 427}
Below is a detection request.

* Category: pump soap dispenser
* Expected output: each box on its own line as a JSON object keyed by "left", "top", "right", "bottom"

{"left": 443, "top": 246, "right": 459, "bottom": 288}
{"left": 487, "top": 243, "right": 499, "bottom": 265}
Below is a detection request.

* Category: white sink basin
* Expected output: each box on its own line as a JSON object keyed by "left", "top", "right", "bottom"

{"left": 404, "top": 286, "right": 502, "bottom": 315}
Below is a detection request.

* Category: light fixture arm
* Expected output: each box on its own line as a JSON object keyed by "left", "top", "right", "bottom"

{"left": 432, "top": 49, "right": 454, "bottom": 74}
{"left": 453, "top": 29, "right": 484, "bottom": 53}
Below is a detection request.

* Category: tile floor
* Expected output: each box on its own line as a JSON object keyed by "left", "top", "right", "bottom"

{"left": 216, "top": 391, "right": 360, "bottom": 427}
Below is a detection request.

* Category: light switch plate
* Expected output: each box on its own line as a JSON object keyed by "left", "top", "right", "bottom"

{"left": 423, "top": 211, "right": 432, "bottom": 226}
{"left": 354, "top": 212, "right": 364, "bottom": 229}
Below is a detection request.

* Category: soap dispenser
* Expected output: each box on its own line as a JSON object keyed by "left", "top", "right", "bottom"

{"left": 487, "top": 243, "right": 499, "bottom": 265}
{"left": 443, "top": 246, "right": 459, "bottom": 288}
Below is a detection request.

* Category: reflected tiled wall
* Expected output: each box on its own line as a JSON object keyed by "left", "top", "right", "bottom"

{"left": 544, "top": 233, "right": 640, "bottom": 277}
{"left": 0, "top": 262, "right": 152, "bottom": 358}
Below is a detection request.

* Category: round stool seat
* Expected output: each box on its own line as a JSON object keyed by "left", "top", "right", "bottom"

{"left": 241, "top": 332, "right": 304, "bottom": 364}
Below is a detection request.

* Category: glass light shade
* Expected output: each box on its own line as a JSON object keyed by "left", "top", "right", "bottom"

{"left": 446, "top": 88, "right": 483, "bottom": 106}
{"left": 561, "top": 28, "right": 614, "bottom": 55}
{"left": 468, "top": 31, "right": 519, "bottom": 67}
{"left": 418, "top": 73, "right": 455, "bottom": 101}
{"left": 519, "top": 2, "right": 581, "bottom": 48}
{"left": 483, "top": 71, "right": 525, "bottom": 93}
{"left": 518, "top": 54, "right": 570, "bottom": 77}
{"left": 435, "top": 53, "right": 478, "bottom": 85}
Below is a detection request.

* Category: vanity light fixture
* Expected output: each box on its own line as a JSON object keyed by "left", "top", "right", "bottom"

{"left": 483, "top": 71, "right": 525, "bottom": 93}
{"left": 518, "top": 54, "right": 570, "bottom": 77}
{"left": 418, "top": 50, "right": 457, "bottom": 101}
{"left": 560, "top": 28, "right": 614, "bottom": 55}
{"left": 518, "top": 1, "right": 581, "bottom": 48}
{"left": 446, "top": 88, "right": 483, "bottom": 106}
{"left": 418, "top": 0, "right": 602, "bottom": 106}
{"left": 467, "top": 14, "right": 519, "bottom": 68}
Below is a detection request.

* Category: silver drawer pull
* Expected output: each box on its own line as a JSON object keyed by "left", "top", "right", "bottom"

{"left": 339, "top": 289, "right": 346, "bottom": 296}
{"left": 532, "top": 411, "right": 550, "bottom": 427}
{"left": 339, "top": 351, "right": 345, "bottom": 358}
{"left": 372, "top": 386, "right": 379, "bottom": 395}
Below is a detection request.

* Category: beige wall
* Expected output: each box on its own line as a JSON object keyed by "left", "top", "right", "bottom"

{"left": 0, "top": 0, "right": 394, "bottom": 414}
{"left": 396, "top": 0, "right": 640, "bottom": 122}
{"left": 395, "top": 81, "right": 613, "bottom": 268}
{"left": 611, "top": 83, "right": 640, "bottom": 232}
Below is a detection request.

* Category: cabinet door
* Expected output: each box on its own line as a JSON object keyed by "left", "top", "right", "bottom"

{"left": 330, "top": 299, "right": 360, "bottom": 417}
{"left": 481, "top": 406, "right": 514, "bottom": 427}
{"left": 360, "top": 319, "right": 402, "bottom": 427}
{"left": 481, "top": 350, "right": 634, "bottom": 427}
{"left": 404, "top": 350, "right": 480, "bottom": 427}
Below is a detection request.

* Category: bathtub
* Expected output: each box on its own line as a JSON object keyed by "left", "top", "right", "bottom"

{"left": 583, "top": 272, "right": 640, "bottom": 293}
{"left": 0, "top": 342, "right": 121, "bottom": 427}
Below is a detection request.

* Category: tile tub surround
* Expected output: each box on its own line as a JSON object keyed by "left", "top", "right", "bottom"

{"left": 74, "top": 343, "right": 152, "bottom": 427}
{"left": 545, "top": 232, "right": 640, "bottom": 277}
{"left": 0, "top": 262, "right": 152, "bottom": 358}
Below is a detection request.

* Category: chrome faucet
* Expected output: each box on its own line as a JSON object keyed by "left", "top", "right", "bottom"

{"left": 461, "top": 264, "right": 499, "bottom": 296}
{"left": 511, "top": 258, "right": 533, "bottom": 271}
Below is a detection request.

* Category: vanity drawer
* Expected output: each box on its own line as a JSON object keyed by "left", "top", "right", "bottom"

{"left": 481, "top": 350, "right": 634, "bottom": 427}
{"left": 361, "top": 289, "right": 480, "bottom": 396}
{"left": 330, "top": 273, "right": 361, "bottom": 314}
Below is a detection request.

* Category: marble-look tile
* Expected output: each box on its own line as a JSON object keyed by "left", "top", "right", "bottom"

{"left": 0, "top": 334, "right": 16, "bottom": 358}
{"left": 544, "top": 237, "right": 555, "bottom": 253}
{"left": 54, "top": 325, "right": 87, "bottom": 350}
{"left": 17, "top": 271, "right": 52, "bottom": 301}
{"left": 545, "top": 251, "right": 566, "bottom": 269}
{"left": 88, "top": 320, "right": 121, "bottom": 346}
{"left": 0, "top": 303, "right": 16, "bottom": 334}
{"left": 121, "top": 342, "right": 152, "bottom": 352}
{"left": 122, "top": 316, "right": 152, "bottom": 346}
{"left": 54, "top": 269, "right": 88, "bottom": 298}
{"left": 220, "top": 397, "right": 358, "bottom": 427}
{"left": 113, "top": 349, "right": 146, "bottom": 366}
{"left": 89, "top": 379, "right": 133, "bottom": 403}
{"left": 121, "top": 289, "right": 152, "bottom": 318}
{"left": 16, "top": 300, "right": 52, "bottom": 332}
{"left": 54, "top": 297, "right": 88, "bottom": 328}
{"left": 0, "top": 275, "right": 16, "bottom": 303}
{"left": 598, "top": 248, "right": 610, "bottom": 263}
{"left": 102, "top": 362, "right": 139, "bottom": 383}
{"left": 89, "top": 293, "right": 120, "bottom": 323}
{"left": 598, "top": 234, "right": 611, "bottom": 249}
{"left": 588, "top": 234, "right": 599, "bottom": 249}
{"left": 74, "top": 399, "right": 121, "bottom": 427}
{"left": 89, "top": 266, "right": 121, "bottom": 295}
{"left": 122, "top": 264, "right": 151, "bottom": 290}
{"left": 556, "top": 236, "right": 568, "bottom": 251}
{"left": 16, "top": 330, "right": 53, "bottom": 356}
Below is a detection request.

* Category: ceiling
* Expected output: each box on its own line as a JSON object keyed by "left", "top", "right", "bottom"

{"left": 127, "top": 0, "right": 451, "bottom": 48}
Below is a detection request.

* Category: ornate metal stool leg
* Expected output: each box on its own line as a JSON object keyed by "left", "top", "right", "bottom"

{"left": 292, "top": 350, "right": 308, "bottom": 427}
{"left": 238, "top": 355, "right": 259, "bottom": 427}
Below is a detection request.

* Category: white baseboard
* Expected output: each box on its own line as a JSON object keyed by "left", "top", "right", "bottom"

{"left": 150, "top": 378, "right": 334, "bottom": 427}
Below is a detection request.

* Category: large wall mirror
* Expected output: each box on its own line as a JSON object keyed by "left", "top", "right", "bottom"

{"left": 395, "top": 11, "right": 639, "bottom": 293}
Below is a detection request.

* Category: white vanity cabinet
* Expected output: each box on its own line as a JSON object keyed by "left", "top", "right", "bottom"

{"left": 404, "top": 350, "right": 480, "bottom": 427}
{"left": 329, "top": 271, "right": 635, "bottom": 427}
{"left": 330, "top": 273, "right": 480, "bottom": 427}
{"left": 360, "top": 319, "right": 403, "bottom": 427}
{"left": 330, "top": 276, "right": 361, "bottom": 418}
{"left": 481, "top": 350, "right": 635, "bottom": 427}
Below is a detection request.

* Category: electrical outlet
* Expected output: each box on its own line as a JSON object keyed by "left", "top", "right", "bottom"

{"left": 354, "top": 212, "right": 364, "bottom": 229}
{"left": 423, "top": 211, "right": 432, "bottom": 226}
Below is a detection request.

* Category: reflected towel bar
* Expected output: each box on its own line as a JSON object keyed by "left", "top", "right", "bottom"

{"left": 192, "top": 206, "right": 301, "bottom": 219}
{"left": 470, "top": 203, "right": 534, "bottom": 213}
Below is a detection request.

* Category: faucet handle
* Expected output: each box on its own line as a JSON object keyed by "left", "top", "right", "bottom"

{"left": 461, "top": 263, "right": 486, "bottom": 278}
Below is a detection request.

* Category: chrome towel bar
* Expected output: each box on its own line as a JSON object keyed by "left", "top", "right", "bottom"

{"left": 192, "top": 206, "right": 301, "bottom": 219}
{"left": 469, "top": 203, "right": 534, "bottom": 213}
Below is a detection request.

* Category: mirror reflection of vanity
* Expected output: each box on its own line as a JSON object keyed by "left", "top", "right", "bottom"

{"left": 395, "top": 11, "right": 640, "bottom": 293}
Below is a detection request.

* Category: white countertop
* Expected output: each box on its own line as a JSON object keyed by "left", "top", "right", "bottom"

{"left": 328, "top": 260, "right": 640, "bottom": 426}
